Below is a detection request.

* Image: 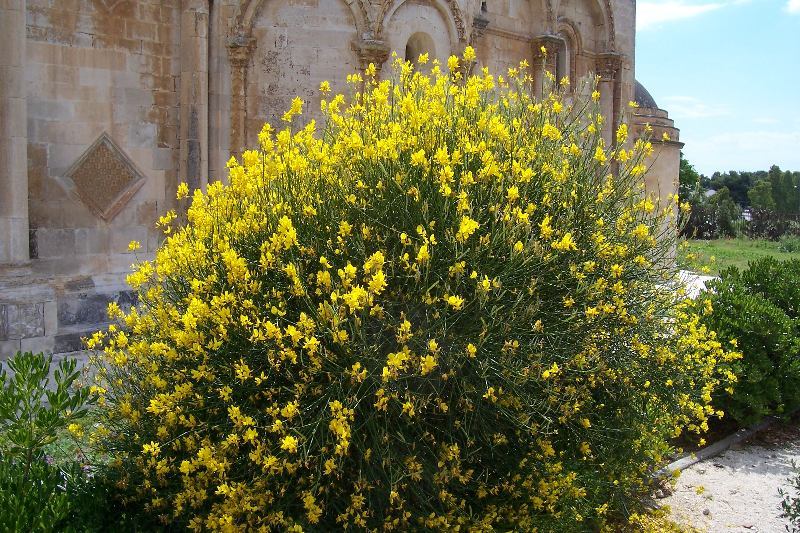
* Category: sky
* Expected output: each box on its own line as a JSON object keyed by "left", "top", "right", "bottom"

{"left": 636, "top": 0, "right": 800, "bottom": 176}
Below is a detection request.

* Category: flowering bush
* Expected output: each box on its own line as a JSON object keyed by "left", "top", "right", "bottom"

{"left": 92, "top": 49, "right": 737, "bottom": 530}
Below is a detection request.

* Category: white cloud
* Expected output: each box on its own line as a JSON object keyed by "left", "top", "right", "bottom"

{"left": 637, "top": 0, "right": 753, "bottom": 30}
{"left": 637, "top": 1, "right": 724, "bottom": 30}
{"left": 787, "top": 0, "right": 800, "bottom": 13}
{"left": 660, "top": 96, "right": 729, "bottom": 119}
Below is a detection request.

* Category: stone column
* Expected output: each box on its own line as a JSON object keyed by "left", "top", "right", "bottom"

{"left": 531, "top": 35, "right": 563, "bottom": 99}
{"left": 0, "top": 0, "right": 29, "bottom": 264}
{"left": 595, "top": 53, "right": 623, "bottom": 149}
{"left": 180, "top": 0, "right": 210, "bottom": 193}
{"left": 227, "top": 34, "right": 254, "bottom": 158}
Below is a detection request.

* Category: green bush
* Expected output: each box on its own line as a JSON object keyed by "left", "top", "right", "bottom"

{"left": 91, "top": 51, "right": 736, "bottom": 530}
{"left": 697, "top": 260, "right": 800, "bottom": 425}
{"left": 737, "top": 257, "right": 800, "bottom": 318}
{"left": 779, "top": 235, "right": 800, "bottom": 254}
{"left": 0, "top": 351, "right": 97, "bottom": 531}
{"left": 781, "top": 461, "right": 800, "bottom": 532}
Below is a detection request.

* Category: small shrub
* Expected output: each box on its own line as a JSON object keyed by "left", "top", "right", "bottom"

{"left": 781, "top": 461, "right": 800, "bottom": 532}
{"left": 0, "top": 351, "right": 96, "bottom": 531}
{"left": 696, "top": 260, "right": 800, "bottom": 425}
{"left": 91, "top": 51, "right": 737, "bottom": 530}
{"left": 780, "top": 235, "right": 800, "bottom": 254}
{"left": 738, "top": 257, "right": 800, "bottom": 318}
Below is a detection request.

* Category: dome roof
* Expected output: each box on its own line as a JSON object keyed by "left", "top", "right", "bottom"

{"left": 634, "top": 80, "right": 658, "bottom": 109}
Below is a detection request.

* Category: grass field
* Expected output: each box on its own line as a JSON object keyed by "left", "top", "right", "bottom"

{"left": 678, "top": 238, "right": 800, "bottom": 275}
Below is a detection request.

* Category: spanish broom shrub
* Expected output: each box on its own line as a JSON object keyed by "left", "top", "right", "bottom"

{"left": 90, "top": 49, "right": 738, "bottom": 530}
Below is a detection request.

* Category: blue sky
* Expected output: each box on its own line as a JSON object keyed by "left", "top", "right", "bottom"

{"left": 636, "top": 0, "right": 800, "bottom": 175}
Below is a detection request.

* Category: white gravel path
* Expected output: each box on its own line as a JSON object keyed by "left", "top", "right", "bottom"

{"left": 662, "top": 422, "right": 800, "bottom": 532}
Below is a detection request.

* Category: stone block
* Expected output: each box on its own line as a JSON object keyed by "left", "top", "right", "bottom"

{"left": 27, "top": 98, "right": 74, "bottom": 122}
{"left": 57, "top": 289, "right": 136, "bottom": 328}
{"left": 79, "top": 67, "right": 112, "bottom": 87}
{"left": 44, "top": 300, "right": 58, "bottom": 336}
{"left": 20, "top": 335, "right": 55, "bottom": 355}
{"left": 151, "top": 147, "right": 174, "bottom": 170}
{"left": 54, "top": 331, "right": 86, "bottom": 353}
{"left": 36, "top": 228, "right": 77, "bottom": 259}
{"left": 74, "top": 228, "right": 110, "bottom": 255}
{"left": 109, "top": 224, "right": 148, "bottom": 254}
{"left": 0, "top": 302, "right": 45, "bottom": 339}
{"left": 0, "top": 339, "right": 22, "bottom": 361}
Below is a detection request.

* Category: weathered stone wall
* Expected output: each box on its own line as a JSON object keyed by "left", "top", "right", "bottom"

{"left": 25, "top": 0, "right": 180, "bottom": 279}
{"left": 247, "top": 0, "right": 360, "bottom": 139}
{"left": 1, "top": 0, "right": 662, "bottom": 360}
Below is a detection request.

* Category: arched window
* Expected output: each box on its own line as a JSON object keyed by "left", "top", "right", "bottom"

{"left": 555, "top": 34, "right": 570, "bottom": 84}
{"left": 405, "top": 32, "right": 436, "bottom": 64}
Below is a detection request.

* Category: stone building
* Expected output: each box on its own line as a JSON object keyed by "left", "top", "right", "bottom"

{"left": 0, "top": 0, "right": 681, "bottom": 357}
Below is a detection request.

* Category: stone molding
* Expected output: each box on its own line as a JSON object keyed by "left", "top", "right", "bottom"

{"left": 595, "top": 51, "right": 624, "bottom": 81}
{"left": 352, "top": 39, "right": 391, "bottom": 74}
{"left": 63, "top": 132, "right": 147, "bottom": 222}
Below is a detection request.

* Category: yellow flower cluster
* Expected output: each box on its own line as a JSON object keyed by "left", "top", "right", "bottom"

{"left": 92, "top": 47, "right": 738, "bottom": 530}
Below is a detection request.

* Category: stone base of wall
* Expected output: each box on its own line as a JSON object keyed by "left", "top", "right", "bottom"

{"left": 0, "top": 267, "right": 135, "bottom": 360}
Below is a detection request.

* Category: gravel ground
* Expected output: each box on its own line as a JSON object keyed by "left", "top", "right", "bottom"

{"left": 662, "top": 420, "right": 800, "bottom": 532}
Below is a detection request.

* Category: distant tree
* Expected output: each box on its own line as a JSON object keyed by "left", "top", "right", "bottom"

{"left": 749, "top": 179, "right": 777, "bottom": 211}
{"left": 709, "top": 170, "right": 754, "bottom": 208}
{"left": 768, "top": 165, "right": 800, "bottom": 214}
{"left": 679, "top": 152, "right": 701, "bottom": 203}
{"left": 709, "top": 186, "right": 741, "bottom": 237}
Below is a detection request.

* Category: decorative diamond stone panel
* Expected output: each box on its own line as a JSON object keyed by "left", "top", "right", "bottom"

{"left": 65, "top": 133, "right": 146, "bottom": 221}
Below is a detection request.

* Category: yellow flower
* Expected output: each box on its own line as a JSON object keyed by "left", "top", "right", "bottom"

{"left": 281, "top": 435, "right": 299, "bottom": 454}
{"left": 466, "top": 343, "right": 477, "bottom": 358}
{"left": 551, "top": 232, "right": 577, "bottom": 252}
{"left": 456, "top": 216, "right": 480, "bottom": 243}
{"left": 319, "top": 80, "right": 331, "bottom": 93}
{"left": 463, "top": 46, "right": 476, "bottom": 62}
{"left": 368, "top": 270, "right": 387, "bottom": 294}
{"left": 542, "top": 122, "right": 561, "bottom": 141}
{"left": 447, "top": 55, "right": 460, "bottom": 72}
{"left": 420, "top": 355, "right": 437, "bottom": 375}
{"left": 506, "top": 185, "right": 519, "bottom": 203}
{"left": 282, "top": 96, "right": 303, "bottom": 122}
{"left": 143, "top": 441, "right": 161, "bottom": 456}
{"left": 416, "top": 243, "right": 430, "bottom": 264}
{"left": 446, "top": 295, "right": 465, "bottom": 310}
{"left": 176, "top": 182, "right": 189, "bottom": 199}
{"left": 128, "top": 240, "right": 141, "bottom": 252}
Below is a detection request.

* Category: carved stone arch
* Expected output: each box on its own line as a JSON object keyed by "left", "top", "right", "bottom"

{"left": 226, "top": 0, "right": 369, "bottom": 155}
{"left": 553, "top": 0, "right": 613, "bottom": 51}
{"left": 556, "top": 17, "right": 582, "bottom": 54}
{"left": 555, "top": 17, "right": 581, "bottom": 82}
{"left": 233, "top": 0, "right": 370, "bottom": 40}
{"left": 376, "top": 0, "right": 468, "bottom": 52}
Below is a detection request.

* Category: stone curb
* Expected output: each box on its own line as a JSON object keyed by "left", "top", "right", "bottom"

{"left": 655, "top": 413, "right": 795, "bottom": 480}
